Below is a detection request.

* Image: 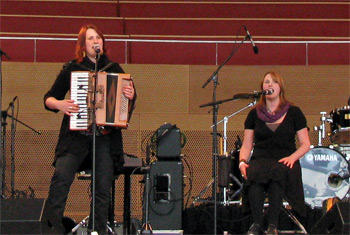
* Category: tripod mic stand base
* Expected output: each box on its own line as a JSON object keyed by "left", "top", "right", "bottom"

{"left": 140, "top": 223, "right": 153, "bottom": 235}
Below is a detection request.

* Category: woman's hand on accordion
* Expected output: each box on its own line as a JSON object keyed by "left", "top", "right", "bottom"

{"left": 46, "top": 97, "right": 79, "bottom": 116}
{"left": 122, "top": 80, "right": 135, "bottom": 100}
{"left": 58, "top": 99, "right": 79, "bottom": 116}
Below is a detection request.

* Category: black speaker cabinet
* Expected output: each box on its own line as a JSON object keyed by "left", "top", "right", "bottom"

{"left": 310, "top": 202, "right": 350, "bottom": 234}
{"left": 145, "top": 161, "right": 183, "bottom": 230}
{"left": 156, "top": 123, "right": 181, "bottom": 160}
{"left": 0, "top": 198, "right": 47, "bottom": 234}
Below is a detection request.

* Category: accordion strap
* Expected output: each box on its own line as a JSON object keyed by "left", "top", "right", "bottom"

{"left": 99, "top": 62, "right": 114, "bottom": 72}
{"left": 73, "top": 61, "right": 114, "bottom": 72}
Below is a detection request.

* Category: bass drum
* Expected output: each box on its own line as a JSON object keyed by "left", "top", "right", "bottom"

{"left": 300, "top": 146, "right": 350, "bottom": 208}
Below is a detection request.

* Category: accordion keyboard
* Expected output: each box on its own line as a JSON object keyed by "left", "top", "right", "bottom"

{"left": 70, "top": 71, "right": 90, "bottom": 130}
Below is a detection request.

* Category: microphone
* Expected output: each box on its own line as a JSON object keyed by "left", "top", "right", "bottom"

{"left": 92, "top": 44, "right": 101, "bottom": 54}
{"left": 244, "top": 25, "right": 259, "bottom": 54}
{"left": 233, "top": 89, "right": 274, "bottom": 100}
{"left": 328, "top": 173, "right": 350, "bottom": 188}
{"left": 4, "top": 96, "right": 18, "bottom": 113}
{"left": 0, "top": 49, "right": 11, "bottom": 59}
{"left": 261, "top": 89, "right": 274, "bottom": 95}
{"left": 233, "top": 93, "right": 257, "bottom": 99}
{"left": 9, "top": 96, "right": 18, "bottom": 107}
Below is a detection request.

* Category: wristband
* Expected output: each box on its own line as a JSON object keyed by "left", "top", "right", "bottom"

{"left": 239, "top": 160, "right": 247, "bottom": 168}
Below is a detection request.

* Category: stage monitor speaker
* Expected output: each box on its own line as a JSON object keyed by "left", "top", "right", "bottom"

{"left": 310, "top": 201, "right": 349, "bottom": 234}
{"left": 145, "top": 161, "right": 183, "bottom": 230}
{"left": 156, "top": 123, "right": 181, "bottom": 160}
{"left": 0, "top": 198, "right": 47, "bottom": 234}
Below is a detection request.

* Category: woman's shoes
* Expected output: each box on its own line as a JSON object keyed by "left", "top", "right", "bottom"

{"left": 266, "top": 224, "right": 278, "bottom": 235}
{"left": 246, "top": 223, "right": 262, "bottom": 235}
{"left": 246, "top": 223, "right": 278, "bottom": 235}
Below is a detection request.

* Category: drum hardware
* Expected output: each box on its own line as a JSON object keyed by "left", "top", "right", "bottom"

{"left": 329, "top": 106, "right": 350, "bottom": 145}
{"left": 262, "top": 201, "right": 307, "bottom": 234}
{"left": 334, "top": 144, "right": 350, "bottom": 161}
{"left": 313, "top": 111, "right": 329, "bottom": 146}
{"left": 215, "top": 103, "right": 254, "bottom": 206}
{"left": 281, "top": 206, "right": 307, "bottom": 234}
{"left": 193, "top": 100, "right": 256, "bottom": 206}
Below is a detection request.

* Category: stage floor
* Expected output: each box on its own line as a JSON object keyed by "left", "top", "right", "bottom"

{"left": 183, "top": 203, "right": 323, "bottom": 235}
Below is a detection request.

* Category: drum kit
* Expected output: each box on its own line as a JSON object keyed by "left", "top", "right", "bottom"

{"left": 300, "top": 106, "right": 350, "bottom": 209}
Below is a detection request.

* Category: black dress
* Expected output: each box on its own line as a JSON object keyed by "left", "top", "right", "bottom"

{"left": 243, "top": 105, "right": 307, "bottom": 217}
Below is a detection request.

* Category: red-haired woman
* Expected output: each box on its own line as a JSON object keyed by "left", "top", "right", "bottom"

{"left": 239, "top": 71, "right": 310, "bottom": 235}
{"left": 43, "top": 24, "right": 136, "bottom": 234}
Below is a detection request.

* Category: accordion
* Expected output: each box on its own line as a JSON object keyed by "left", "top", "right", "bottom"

{"left": 70, "top": 71, "right": 132, "bottom": 131}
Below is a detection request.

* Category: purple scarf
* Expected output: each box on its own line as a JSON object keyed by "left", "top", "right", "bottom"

{"left": 257, "top": 102, "right": 291, "bottom": 123}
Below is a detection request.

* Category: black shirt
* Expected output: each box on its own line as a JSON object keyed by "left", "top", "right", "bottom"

{"left": 243, "top": 105, "right": 307, "bottom": 216}
{"left": 44, "top": 55, "right": 136, "bottom": 166}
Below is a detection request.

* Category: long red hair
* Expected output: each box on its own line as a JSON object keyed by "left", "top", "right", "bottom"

{"left": 75, "top": 24, "right": 107, "bottom": 63}
{"left": 257, "top": 71, "right": 289, "bottom": 110}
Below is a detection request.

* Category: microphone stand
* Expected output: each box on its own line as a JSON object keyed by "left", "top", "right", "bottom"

{"left": 0, "top": 48, "right": 10, "bottom": 198}
{"left": 200, "top": 31, "right": 249, "bottom": 235}
{"left": 1, "top": 99, "right": 41, "bottom": 198}
{"left": 10, "top": 99, "right": 15, "bottom": 197}
{"left": 1, "top": 111, "right": 7, "bottom": 198}
{"left": 91, "top": 52, "right": 100, "bottom": 232}
{"left": 141, "top": 144, "right": 153, "bottom": 235}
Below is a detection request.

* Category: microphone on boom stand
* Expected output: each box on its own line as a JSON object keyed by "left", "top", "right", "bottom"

{"left": 243, "top": 25, "right": 259, "bottom": 54}
{"left": 233, "top": 89, "right": 274, "bottom": 99}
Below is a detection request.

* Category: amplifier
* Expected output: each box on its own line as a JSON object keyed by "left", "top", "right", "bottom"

{"left": 156, "top": 123, "right": 181, "bottom": 160}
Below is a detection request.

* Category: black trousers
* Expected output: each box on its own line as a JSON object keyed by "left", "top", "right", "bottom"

{"left": 248, "top": 180, "right": 285, "bottom": 227}
{"left": 45, "top": 134, "right": 114, "bottom": 234}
